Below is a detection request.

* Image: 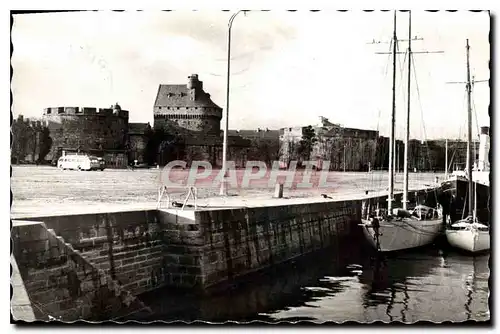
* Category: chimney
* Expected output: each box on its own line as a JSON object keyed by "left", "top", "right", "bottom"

{"left": 478, "top": 126, "right": 490, "bottom": 171}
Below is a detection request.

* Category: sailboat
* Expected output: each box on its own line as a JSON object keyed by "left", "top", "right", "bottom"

{"left": 445, "top": 39, "right": 490, "bottom": 254}
{"left": 360, "top": 11, "right": 443, "bottom": 252}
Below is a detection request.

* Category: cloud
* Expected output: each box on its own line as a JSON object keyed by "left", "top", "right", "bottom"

{"left": 11, "top": 10, "right": 490, "bottom": 139}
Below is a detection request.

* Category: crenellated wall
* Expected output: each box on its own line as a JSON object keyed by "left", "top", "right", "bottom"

{"left": 42, "top": 106, "right": 129, "bottom": 164}
{"left": 43, "top": 107, "right": 129, "bottom": 118}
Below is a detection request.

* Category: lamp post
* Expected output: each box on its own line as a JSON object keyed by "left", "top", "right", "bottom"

{"left": 220, "top": 10, "right": 245, "bottom": 196}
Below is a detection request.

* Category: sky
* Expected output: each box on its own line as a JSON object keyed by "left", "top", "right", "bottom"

{"left": 11, "top": 10, "right": 490, "bottom": 140}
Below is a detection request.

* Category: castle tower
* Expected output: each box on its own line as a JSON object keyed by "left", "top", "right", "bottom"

{"left": 42, "top": 105, "right": 129, "bottom": 164}
{"left": 153, "top": 74, "right": 222, "bottom": 135}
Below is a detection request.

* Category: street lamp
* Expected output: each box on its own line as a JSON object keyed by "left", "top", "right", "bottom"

{"left": 220, "top": 10, "right": 246, "bottom": 196}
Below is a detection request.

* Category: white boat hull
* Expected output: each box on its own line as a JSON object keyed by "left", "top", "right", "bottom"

{"left": 446, "top": 228, "right": 490, "bottom": 253}
{"left": 361, "top": 219, "right": 443, "bottom": 252}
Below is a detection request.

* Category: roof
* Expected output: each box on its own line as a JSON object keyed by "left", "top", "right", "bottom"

{"left": 128, "top": 123, "right": 151, "bottom": 135}
{"left": 154, "top": 84, "right": 222, "bottom": 109}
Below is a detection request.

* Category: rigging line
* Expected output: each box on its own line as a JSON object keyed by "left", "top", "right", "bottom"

{"left": 410, "top": 52, "right": 440, "bottom": 200}
{"left": 449, "top": 88, "right": 468, "bottom": 172}
{"left": 371, "top": 39, "right": 394, "bottom": 184}
{"left": 377, "top": 38, "right": 395, "bottom": 135}
{"left": 458, "top": 87, "right": 468, "bottom": 141}
{"left": 471, "top": 88, "right": 481, "bottom": 140}
{"left": 397, "top": 49, "right": 408, "bottom": 139}
{"left": 382, "top": 220, "right": 442, "bottom": 236}
{"left": 208, "top": 66, "right": 251, "bottom": 77}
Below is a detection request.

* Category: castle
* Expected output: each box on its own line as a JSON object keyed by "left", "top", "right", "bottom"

{"left": 41, "top": 104, "right": 130, "bottom": 167}
{"left": 11, "top": 73, "right": 475, "bottom": 171}
{"left": 152, "top": 74, "right": 251, "bottom": 167}
{"left": 279, "top": 117, "right": 379, "bottom": 171}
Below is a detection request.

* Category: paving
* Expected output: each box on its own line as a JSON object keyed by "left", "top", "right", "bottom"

{"left": 11, "top": 166, "right": 444, "bottom": 218}
{"left": 10, "top": 255, "right": 36, "bottom": 322}
{"left": 10, "top": 166, "right": 443, "bottom": 321}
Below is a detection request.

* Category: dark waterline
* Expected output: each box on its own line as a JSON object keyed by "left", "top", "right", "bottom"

{"left": 131, "top": 238, "right": 490, "bottom": 323}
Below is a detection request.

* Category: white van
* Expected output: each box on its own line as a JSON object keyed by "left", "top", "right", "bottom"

{"left": 57, "top": 154, "right": 104, "bottom": 171}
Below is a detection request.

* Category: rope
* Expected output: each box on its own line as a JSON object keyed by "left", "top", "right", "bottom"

{"left": 410, "top": 52, "right": 439, "bottom": 203}
{"left": 471, "top": 87, "right": 481, "bottom": 140}
{"left": 370, "top": 39, "right": 394, "bottom": 190}
{"left": 382, "top": 217, "right": 442, "bottom": 236}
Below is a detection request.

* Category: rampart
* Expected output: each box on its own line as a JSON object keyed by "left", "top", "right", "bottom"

{"left": 11, "top": 188, "right": 436, "bottom": 321}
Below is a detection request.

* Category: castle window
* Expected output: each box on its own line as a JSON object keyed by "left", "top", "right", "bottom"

{"left": 159, "top": 107, "right": 162, "bottom": 110}
{"left": 177, "top": 107, "right": 180, "bottom": 110}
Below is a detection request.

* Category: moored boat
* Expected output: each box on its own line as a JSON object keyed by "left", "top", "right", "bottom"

{"left": 445, "top": 218, "right": 490, "bottom": 253}
{"left": 361, "top": 205, "right": 443, "bottom": 252}
{"left": 360, "top": 11, "right": 443, "bottom": 252}
{"left": 443, "top": 40, "right": 490, "bottom": 254}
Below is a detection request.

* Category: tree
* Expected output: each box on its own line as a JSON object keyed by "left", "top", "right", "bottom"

{"left": 297, "top": 125, "right": 318, "bottom": 164}
{"left": 248, "top": 137, "right": 281, "bottom": 167}
{"left": 38, "top": 127, "right": 52, "bottom": 163}
{"left": 144, "top": 128, "right": 183, "bottom": 166}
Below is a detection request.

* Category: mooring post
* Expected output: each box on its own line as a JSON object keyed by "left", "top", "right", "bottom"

{"left": 274, "top": 182, "right": 284, "bottom": 198}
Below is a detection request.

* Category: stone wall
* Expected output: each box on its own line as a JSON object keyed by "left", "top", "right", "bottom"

{"left": 11, "top": 116, "right": 51, "bottom": 164}
{"left": 195, "top": 200, "right": 361, "bottom": 289}
{"left": 11, "top": 221, "right": 151, "bottom": 321}
{"left": 15, "top": 211, "right": 170, "bottom": 297}
{"left": 42, "top": 107, "right": 129, "bottom": 163}
{"left": 154, "top": 109, "right": 221, "bottom": 135}
{"left": 156, "top": 210, "right": 205, "bottom": 289}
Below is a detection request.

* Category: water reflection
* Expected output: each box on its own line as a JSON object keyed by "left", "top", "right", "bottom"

{"left": 128, "top": 241, "right": 490, "bottom": 323}
{"left": 357, "top": 248, "right": 490, "bottom": 323}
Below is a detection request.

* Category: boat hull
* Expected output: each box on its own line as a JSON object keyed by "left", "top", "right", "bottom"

{"left": 361, "top": 218, "right": 443, "bottom": 252}
{"left": 445, "top": 229, "right": 490, "bottom": 253}
{"left": 439, "top": 176, "right": 490, "bottom": 223}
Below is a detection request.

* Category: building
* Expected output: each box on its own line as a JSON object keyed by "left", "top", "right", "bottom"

{"left": 128, "top": 123, "right": 152, "bottom": 164}
{"left": 279, "top": 117, "right": 378, "bottom": 171}
{"left": 42, "top": 103, "right": 129, "bottom": 168}
{"left": 153, "top": 74, "right": 251, "bottom": 167}
{"left": 154, "top": 74, "right": 222, "bottom": 136}
{"left": 228, "top": 128, "right": 281, "bottom": 166}
{"left": 373, "top": 137, "right": 480, "bottom": 172}
{"left": 11, "top": 115, "right": 51, "bottom": 164}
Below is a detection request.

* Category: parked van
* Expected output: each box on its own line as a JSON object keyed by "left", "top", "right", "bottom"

{"left": 57, "top": 154, "right": 104, "bottom": 171}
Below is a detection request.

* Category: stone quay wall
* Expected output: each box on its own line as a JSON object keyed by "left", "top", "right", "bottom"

{"left": 195, "top": 200, "right": 361, "bottom": 289}
{"left": 11, "top": 198, "right": 372, "bottom": 321}
{"left": 11, "top": 221, "right": 151, "bottom": 321}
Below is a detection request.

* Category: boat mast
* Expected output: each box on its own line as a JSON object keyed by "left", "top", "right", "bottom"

{"left": 388, "top": 11, "right": 397, "bottom": 213}
{"left": 466, "top": 39, "right": 473, "bottom": 218}
{"left": 445, "top": 138, "right": 448, "bottom": 179}
{"left": 403, "top": 11, "right": 411, "bottom": 210}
